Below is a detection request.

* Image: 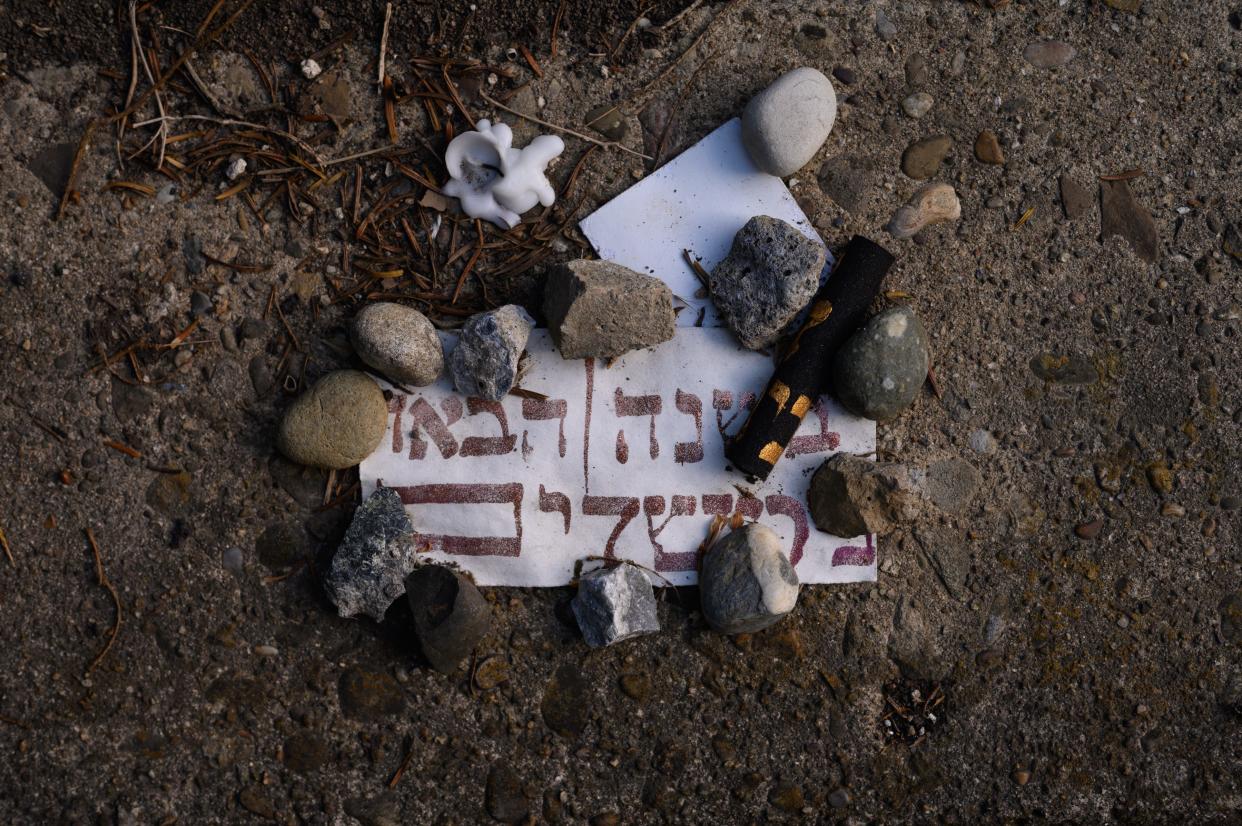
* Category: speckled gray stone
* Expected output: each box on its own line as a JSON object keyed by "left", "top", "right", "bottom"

{"left": 324, "top": 488, "right": 417, "bottom": 621}
{"left": 351, "top": 302, "right": 443, "bottom": 386}
{"left": 544, "top": 260, "right": 674, "bottom": 359}
{"left": 832, "top": 307, "right": 929, "bottom": 421}
{"left": 700, "top": 524, "right": 800, "bottom": 634}
{"left": 741, "top": 67, "right": 837, "bottom": 177}
{"left": 448, "top": 304, "right": 533, "bottom": 400}
{"left": 708, "top": 216, "right": 826, "bottom": 350}
{"left": 277, "top": 370, "right": 387, "bottom": 469}
{"left": 571, "top": 564, "right": 660, "bottom": 648}
{"left": 405, "top": 565, "right": 491, "bottom": 672}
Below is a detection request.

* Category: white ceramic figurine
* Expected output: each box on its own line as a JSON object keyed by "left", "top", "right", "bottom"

{"left": 441, "top": 119, "right": 564, "bottom": 229}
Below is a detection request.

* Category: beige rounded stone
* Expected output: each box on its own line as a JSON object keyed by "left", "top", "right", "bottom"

{"left": 277, "top": 370, "right": 387, "bottom": 469}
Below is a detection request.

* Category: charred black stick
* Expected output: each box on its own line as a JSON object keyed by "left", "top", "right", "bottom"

{"left": 726, "top": 235, "right": 894, "bottom": 480}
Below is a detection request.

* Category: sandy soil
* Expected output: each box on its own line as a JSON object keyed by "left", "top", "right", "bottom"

{"left": 1, "top": 1, "right": 1240, "bottom": 823}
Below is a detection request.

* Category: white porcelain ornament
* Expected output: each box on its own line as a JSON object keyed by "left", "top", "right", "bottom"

{"left": 441, "top": 119, "right": 565, "bottom": 229}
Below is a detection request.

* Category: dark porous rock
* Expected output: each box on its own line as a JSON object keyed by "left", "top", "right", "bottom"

{"left": 351, "top": 302, "right": 444, "bottom": 386}
{"left": 1059, "top": 174, "right": 1093, "bottom": 220}
{"left": 544, "top": 260, "right": 674, "bottom": 360}
{"left": 817, "top": 156, "right": 870, "bottom": 214}
{"left": 700, "top": 524, "right": 800, "bottom": 634}
{"left": 541, "top": 663, "right": 591, "bottom": 738}
{"left": 448, "top": 305, "right": 534, "bottom": 401}
{"left": 900, "top": 135, "right": 951, "bottom": 180}
{"left": 324, "top": 488, "right": 417, "bottom": 621}
{"left": 571, "top": 564, "right": 660, "bottom": 648}
{"left": 405, "top": 565, "right": 491, "bottom": 672}
{"left": 708, "top": 216, "right": 826, "bottom": 350}
{"left": 1100, "top": 179, "right": 1159, "bottom": 262}
{"left": 276, "top": 370, "right": 387, "bottom": 469}
{"left": 1029, "top": 352, "right": 1098, "bottom": 384}
{"left": 338, "top": 667, "right": 404, "bottom": 721}
{"left": 832, "top": 306, "right": 929, "bottom": 421}
{"left": 485, "top": 760, "right": 528, "bottom": 824}
{"left": 808, "top": 453, "right": 925, "bottom": 537}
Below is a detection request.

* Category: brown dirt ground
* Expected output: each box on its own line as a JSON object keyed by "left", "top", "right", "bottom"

{"left": 1, "top": 1, "right": 1241, "bottom": 823}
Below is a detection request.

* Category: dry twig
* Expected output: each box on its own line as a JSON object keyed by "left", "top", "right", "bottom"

{"left": 84, "top": 527, "right": 122, "bottom": 674}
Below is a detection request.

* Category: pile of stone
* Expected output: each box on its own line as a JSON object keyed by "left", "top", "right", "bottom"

{"left": 270, "top": 54, "right": 965, "bottom": 657}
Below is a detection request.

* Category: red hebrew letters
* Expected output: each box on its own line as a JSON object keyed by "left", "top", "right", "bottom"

{"left": 521, "top": 397, "right": 568, "bottom": 457}
{"left": 538, "top": 485, "right": 572, "bottom": 534}
{"left": 460, "top": 399, "right": 517, "bottom": 457}
{"left": 644, "top": 494, "right": 699, "bottom": 572}
{"left": 673, "top": 389, "right": 704, "bottom": 464}
{"left": 614, "top": 388, "right": 662, "bottom": 460}
{"left": 581, "top": 495, "right": 640, "bottom": 559}
{"left": 784, "top": 398, "right": 841, "bottom": 458}
{"left": 390, "top": 483, "right": 523, "bottom": 556}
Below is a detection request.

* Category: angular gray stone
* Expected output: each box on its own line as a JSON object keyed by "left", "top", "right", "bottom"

{"left": 700, "top": 524, "right": 800, "bottom": 634}
{"left": 324, "top": 488, "right": 417, "bottom": 621}
{"left": 277, "top": 370, "right": 388, "bottom": 469}
{"left": 405, "top": 565, "right": 491, "bottom": 672}
{"left": 448, "top": 305, "right": 533, "bottom": 400}
{"left": 808, "top": 453, "right": 925, "bottom": 537}
{"left": 351, "top": 302, "right": 444, "bottom": 386}
{"left": 708, "top": 216, "right": 826, "bottom": 350}
{"left": 832, "top": 306, "right": 930, "bottom": 421}
{"left": 1023, "top": 40, "right": 1076, "bottom": 69}
{"left": 544, "top": 260, "right": 674, "bottom": 359}
{"left": 571, "top": 564, "right": 660, "bottom": 648}
{"left": 741, "top": 67, "right": 837, "bottom": 177}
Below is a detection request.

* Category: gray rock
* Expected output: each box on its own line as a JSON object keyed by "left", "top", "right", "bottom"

{"left": 817, "top": 156, "right": 870, "bottom": 214}
{"left": 901, "top": 92, "right": 934, "bottom": 118}
{"left": 807, "top": 453, "right": 925, "bottom": 537}
{"left": 405, "top": 565, "right": 490, "bottom": 672}
{"left": 448, "top": 305, "right": 533, "bottom": 400}
{"left": 323, "top": 488, "right": 417, "bottom": 621}
{"left": 832, "top": 307, "right": 930, "bottom": 421}
{"left": 351, "top": 302, "right": 444, "bottom": 386}
{"left": 277, "top": 370, "right": 388, "bottom": 469}
{"left": 700, "top": 524, "right": 800, "bottom": 634}
{"left": 1023, "top": 40, "right": 1076, "bottom": 69}
{"left": 571, "top": 564, "right": 660, "bottom": 648}
{"left": 901, "top": 135, "right": 952, "bottom": 180}
{"left": 888, "top": 597, "right": 942, "bottom": 680}
{"left": 875, "top": 8, "right": 897, "bottom": 41}
{"left": 221, "top": 547, "right": 244, "bottom": 574}
{"left": 917, "top": 458, "right": 982, "bottom": 515}
{"left": 544, "top": 260, "right": 674, "bottom": 359}
{"left": 1100, "top": 179, "right": 1159, "bottom": 262}
{"left": 708, "top": 216, "right": 826, "bottom": 350}
{"left": 741, "top": 67, "right": 837, "bottom": 177}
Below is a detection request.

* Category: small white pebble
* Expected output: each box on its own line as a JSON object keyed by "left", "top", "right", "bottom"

{"left": 301, "top": 58, "right": 322, "bottom": 79}
{"left": 254, "top": 645, "right": 279, "bottom": 657}
{"left": 225, "top": 157, "right": 247, "bottom": 180}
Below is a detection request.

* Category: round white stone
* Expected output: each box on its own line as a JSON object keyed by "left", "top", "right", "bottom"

{"left": 741, "top": 67, "right": 837, "bottom": 177}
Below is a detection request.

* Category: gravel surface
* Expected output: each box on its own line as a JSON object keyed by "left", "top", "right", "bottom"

{"left": 1, "top": 1, "right": 1241, "bottom": 823}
